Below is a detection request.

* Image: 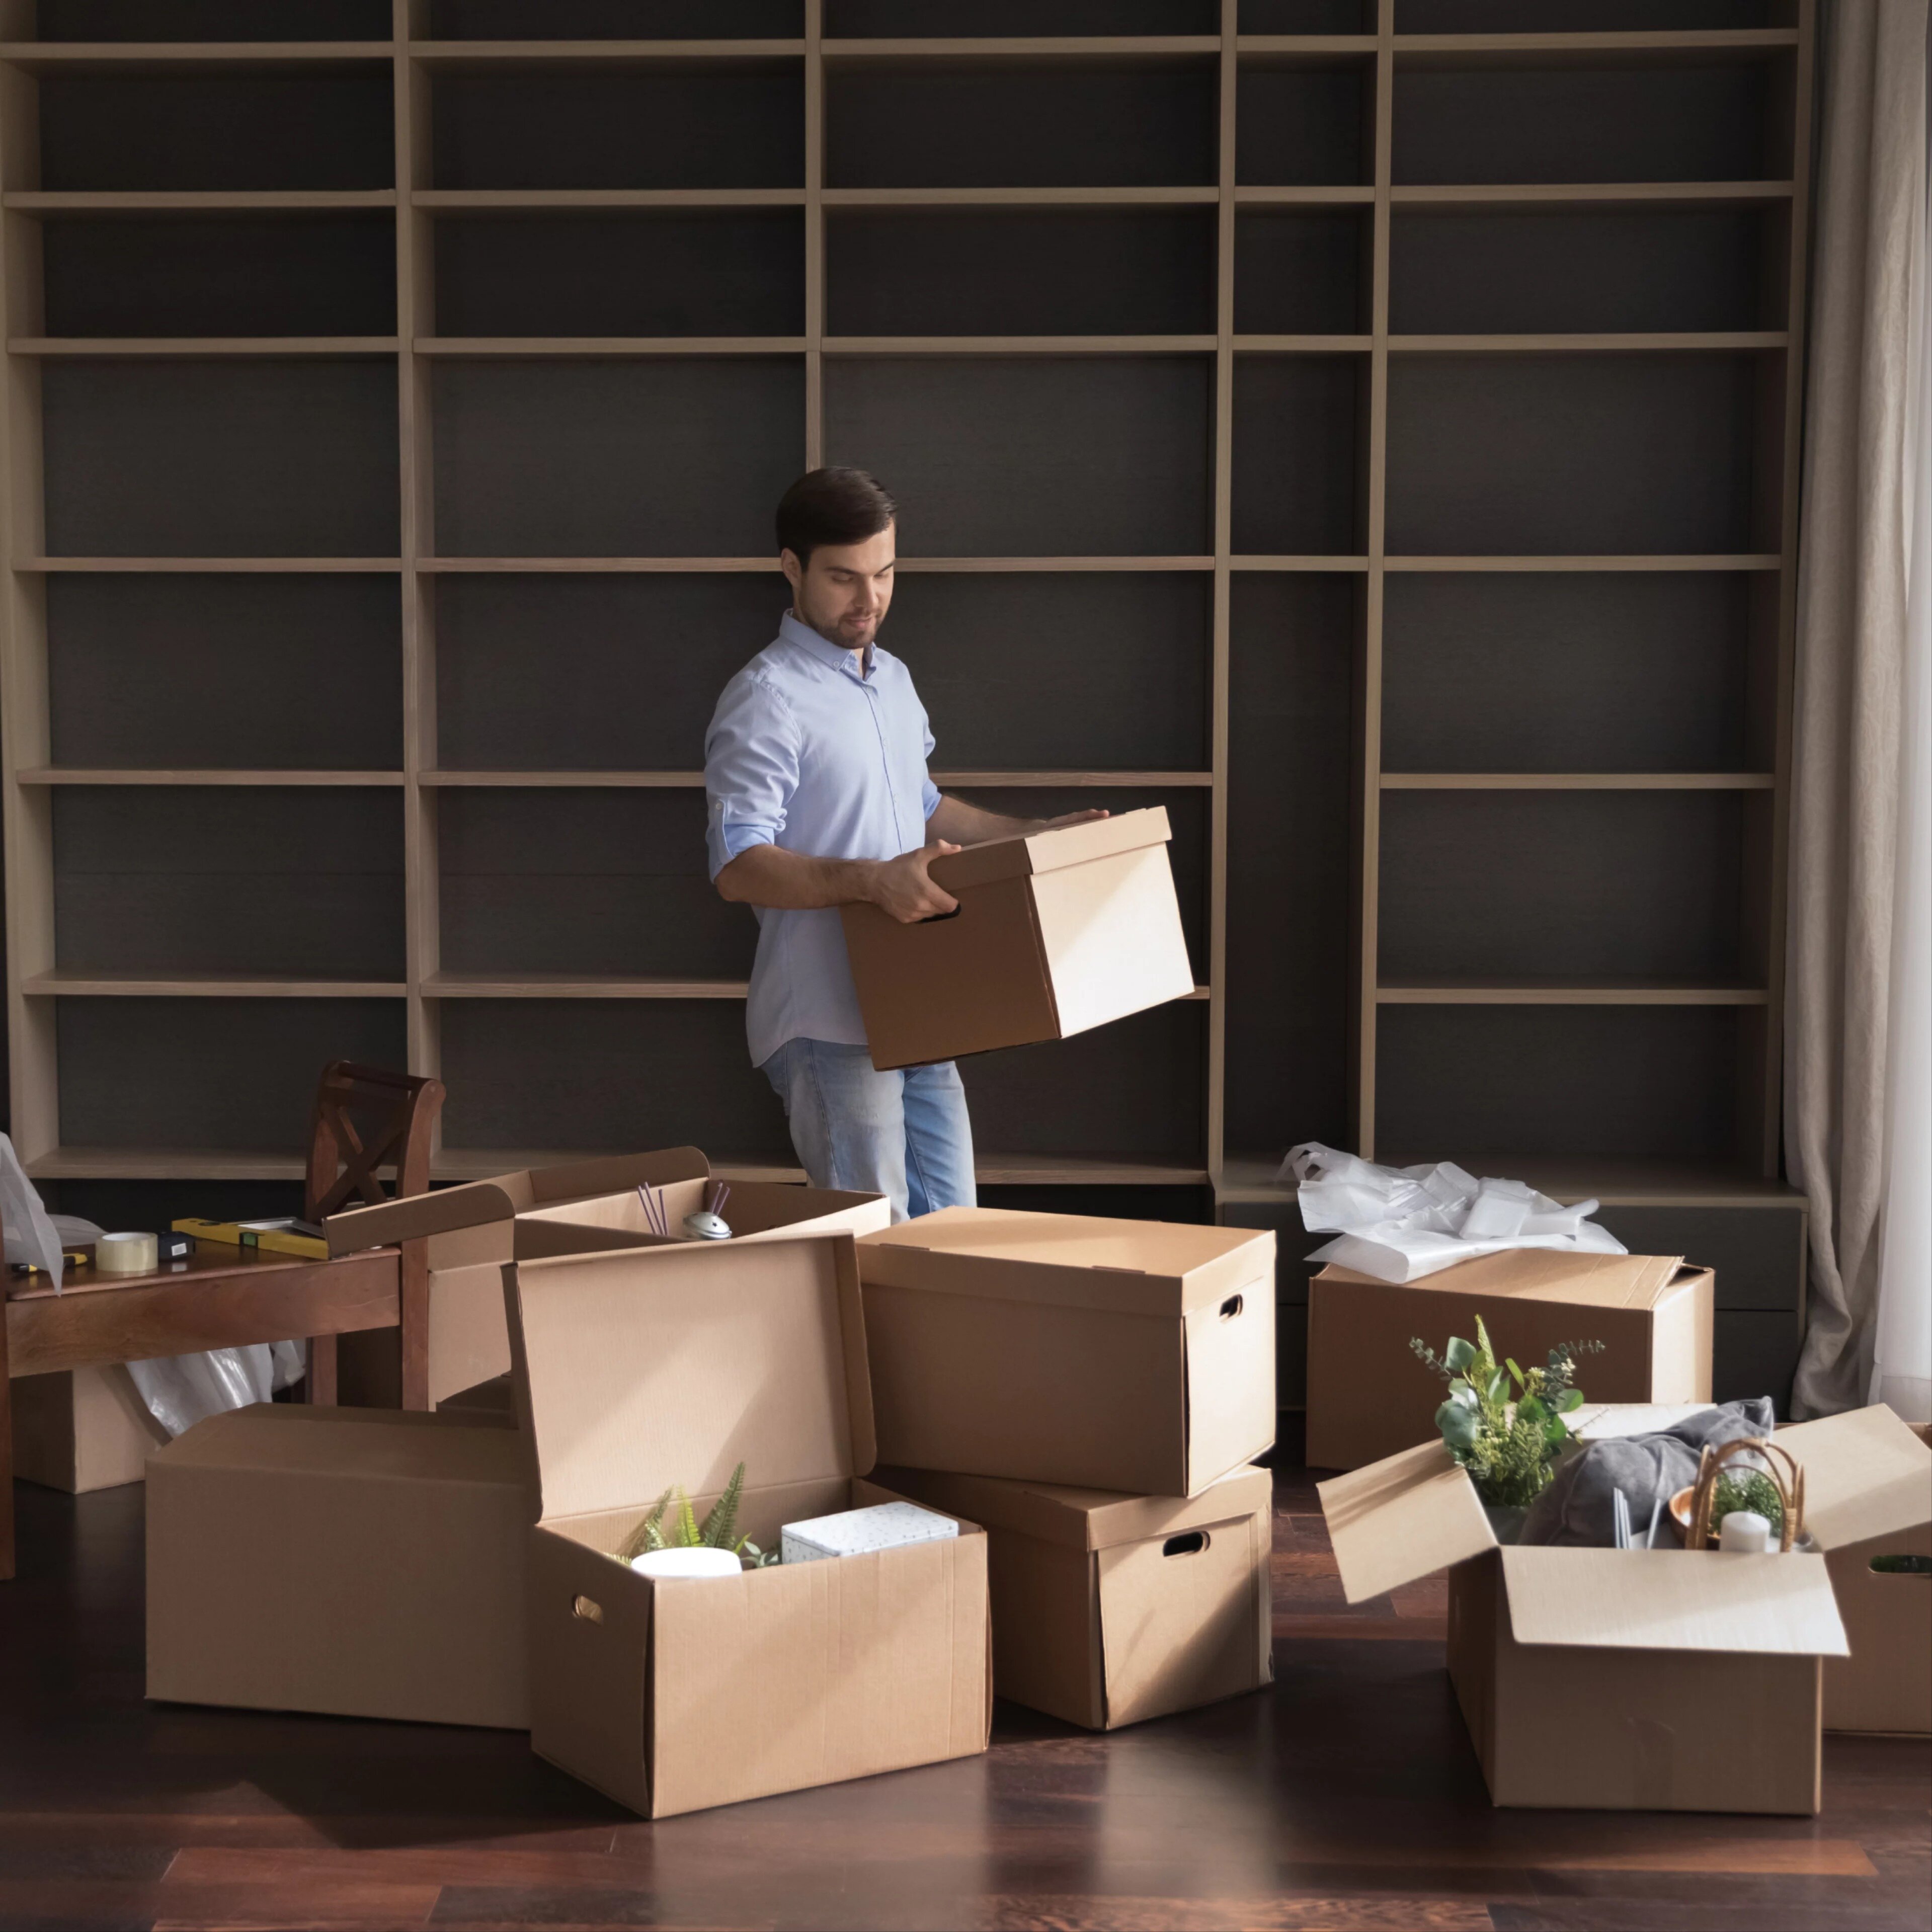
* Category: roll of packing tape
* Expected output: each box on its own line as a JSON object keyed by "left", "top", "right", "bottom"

{"left": 95, "top": 1231, "right": 158, "bottom": 1275}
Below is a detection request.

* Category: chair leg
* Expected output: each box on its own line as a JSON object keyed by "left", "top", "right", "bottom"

{"left": 398, "top": 1247, "right": 430, "bottom": 1412}
{"left": 306, "top": 1334, "right": 338, "bottom": 1407}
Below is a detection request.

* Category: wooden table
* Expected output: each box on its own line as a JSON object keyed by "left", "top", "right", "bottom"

{"left": 2, "top": 1237, "right": 413, "bottom": 1580}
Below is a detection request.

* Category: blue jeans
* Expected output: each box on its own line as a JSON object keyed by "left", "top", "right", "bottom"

{"left": 761, "top": 1038, "right": 977, "bottom": 1224}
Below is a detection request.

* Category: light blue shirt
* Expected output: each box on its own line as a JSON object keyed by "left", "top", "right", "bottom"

{"left": 705, "top": 611, "right": 942, "bottom": 1067}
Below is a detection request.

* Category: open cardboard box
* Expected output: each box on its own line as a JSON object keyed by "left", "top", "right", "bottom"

{"left": 839, "top": 806, "right": 1194, "bottom": 1070}
{"left": 1314, "top": 1415, "right": 1905, "bottom": 1815}
{"left": 878, "top": 1462, "right": 1273, "bottom": 1730}
{"left": 858, "top": 1207, "right": 1275, "bottom": 1497}
{"left": 326, "top": 1149, "right": 886, "bottom": 1406}
{"left": 505, "top": 1230, "right": 990, "bottom": 1819}
{"left": 1306, "top": 1249, "right": 1714, "bottom": 1472}
{"left": 1780, "top": 1405, "right": 1932, "bottom": 1736}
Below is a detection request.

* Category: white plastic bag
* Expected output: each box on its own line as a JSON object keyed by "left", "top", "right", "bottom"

{"left": 1282, "top": 1143, "right": 1627, "bottom": 1284}
{"left": 126, "top": 1339, "right": 308, "bottom": 1438}
{"left": 1, "top": 1132, "right": 70, "bottom": 1287}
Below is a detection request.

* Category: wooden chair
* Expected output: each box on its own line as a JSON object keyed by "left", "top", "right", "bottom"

{"left": 302, "top": 1060, "right": 443, "bottom": 1409}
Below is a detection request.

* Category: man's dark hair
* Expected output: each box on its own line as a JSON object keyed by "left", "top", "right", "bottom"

{"left": 776, "top": 467, "right": 896, "bottom": 567}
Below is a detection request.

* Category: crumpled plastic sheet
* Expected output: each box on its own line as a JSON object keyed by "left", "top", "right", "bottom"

{"left": 126, "top": 1338, "right": 307, "bottom": 1438}
{"left": 1, "top": 1131, "right": 70, "bottom": 1286}
{"left": 1279, "top": 1142, "right": 1628, "bottom": 1284}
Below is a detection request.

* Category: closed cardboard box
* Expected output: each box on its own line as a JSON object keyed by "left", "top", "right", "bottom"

{"left": 507, "top": 1231, "right": 991, "bottom": 1819}
{"left": 1306, "top": 1249, "right": 1713, "bottom": 1472}
{"left": 859, "top": 1208, "right": 1275, "bottom": 1497}
{"left": 1782, "top": 1406, "right": 1932, "bottom": 1736}
{"left": 840, "top": 807, "right": 1194, "bottom": 1070}
{"left": 879, "top": 1463, "right": 1273, "bottom": 1729}
{"left": 12, "top": 1365, "right": 167, "bottom": 1492}
{"left": 146, "top": 1404, "right": 532, "bottom": 1730}
{"left": 1320, "top": 1426, "right": 1868, "bottom": 1815}
{"left": 328, "top": 1149, "right": 886, "bottom": 1406}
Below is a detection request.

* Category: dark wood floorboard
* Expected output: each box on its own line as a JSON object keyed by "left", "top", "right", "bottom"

{"left": 1, "top": 1436, "right": 1926, "bottom": 1932}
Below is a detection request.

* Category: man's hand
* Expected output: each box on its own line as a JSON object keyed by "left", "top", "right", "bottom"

{"left": 867, "top": 839, "right": 960, "bottom": 924}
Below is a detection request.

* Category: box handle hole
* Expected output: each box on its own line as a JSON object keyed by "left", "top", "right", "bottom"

{"left": 918, "top": 906, "right": 962, "bottom": 924}
{"left": 1219, "top": 1294, "right": 1243, "bottom": 1321}
{"left": 572, "top": 1594, "right": 604, "bottom": 1623}
{"left": 1869, "top": 1554, "right": 1932, "bottom": 1576}
{"left": 1163, "top": 1532, "right": 1208, "bottom": 1558}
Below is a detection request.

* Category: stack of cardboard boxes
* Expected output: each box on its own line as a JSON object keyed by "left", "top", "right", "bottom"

{"left": 145, "top": 1158, "right": 1281, "bottom": 1816}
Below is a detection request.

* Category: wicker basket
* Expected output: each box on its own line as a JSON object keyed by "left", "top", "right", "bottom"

{"left": 1671, "top": 1438, "right": 1807, "bottom": 1551}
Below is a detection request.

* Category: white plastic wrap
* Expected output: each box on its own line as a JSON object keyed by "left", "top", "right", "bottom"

{"left": 1282, "top": 1143, "right": 1628, "bottom": 1284}
{"left": 1, "top": 1132, "right": 70, "bottom": 1286}
{"left": 126, "top": 1339, "right": 307, "bottom": 1439}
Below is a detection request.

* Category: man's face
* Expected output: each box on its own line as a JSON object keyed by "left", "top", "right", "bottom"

{"left": 784, "top": 522, "right": 896, "bottom": 654}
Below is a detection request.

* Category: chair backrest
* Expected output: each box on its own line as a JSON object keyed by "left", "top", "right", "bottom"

{"left": 304, "top": 1062, "right": 445, "bottom": 1223}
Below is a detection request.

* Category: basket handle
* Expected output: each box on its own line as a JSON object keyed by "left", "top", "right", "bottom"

{"left": 1686, "top": 1437, "right": 1806, "bottom": 1551}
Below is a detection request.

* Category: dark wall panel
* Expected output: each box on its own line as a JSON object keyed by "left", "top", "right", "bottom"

{"left": 1224, "top": 574, "right": 1356, "bottom": 1158}
{"left": 1385, "top": 354, "right": 1760, "bottom": 555}
{"left": 53, "top": 789, "right": 405, "bottom": 980}
{"left": 828, "top": 210, "right": 1216, "bottom": 338}
{"left": 1236, "top": 64, "right": 1372, "bottom": 187}
{"left": 43, "top": 216, "right": 396, "bottom": 339}
{"left": 431, "top": 359, "right": 803, "bottom": 557}
{"left": 435, "top": 574, "right": 785, "bottom": 771}
{"left": 42, "top": 1, "right": 390, "bottom": 35}
{"left": 1378, "top": 791, "right": 1748, "bottom": 983}
{"left": 960, "top": 1004, "right": 1205, "bottom": 1161}
{"left": 892, "top": 573, "right": 1211, "bottom": 771}
{"left": 59, "top": 998, "right": 406, "bottom": 1150}
{"left": 438, "top": 1000, "right": 789, "bottom": 1156}
{"left": 828, "top": 63, "right": 1218, "bottom": 190}
{"left": 1376, "top": 1005, "right": 1744, "bottom": 1160}
{"left": 431, "top": 67, "right": 804, "bottom": 191}
{"left": 1232, "top": 356, "right": 1364, "bottom": 555}
{"left": 824, "top": 357, "right": 1213, "bottom": 556}
{"left": 48, "top": 574, "right": 402, "bottom": 771}
{"left": 437, "top": 789, "right": 753, "bottom": 979}
{"left": 830, "top": 1, "right": 1215, "bottom": 27}
{"left": 42, "top": 360, "right": 400, "bottom": 558}
{"left": 435, "top": 213, "right": 804, "bottom": 339}
{"left": 431, "top": 1, "right": 801, "bottom": 31}
{"left": 1235, "top": 212, "right": 1367, "bottom": 335}
{"left": 1381, "top": 574, "right": 1754, "bottom": 773}
{"left": 40, "top": 72, "right": 393, "bottom": 192}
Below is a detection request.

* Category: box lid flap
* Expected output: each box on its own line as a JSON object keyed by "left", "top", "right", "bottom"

{"left": 875, "top": 1462, "right": 1271, "bottom": 1551}
{"left": 507, "top": 1233, "right": 873, "bottom": 1527}
{"left": 1317, "top": 1248, "right": 1696, "bottom": 1310}
{"left": 1777, "top": 1405, "right": 1932, "bottom": 1550}
{"left": 323, "top": 1147, "right": 709, "bottom": 1256}
{"left": 153, "top": 1403, "right": 529, "bottom": 1487}
{"left": 1499, "top": 1546, "right": 1849, "bottom": 1656}
{"left": 858, "top": 1205, "right": 1271, "bottom": 1315}
{"left": 1318, "top": 1441, "right": 1494, "bottom": 1603}
{"left": 928, "top": 806, "right": 1173, "bottom": 890}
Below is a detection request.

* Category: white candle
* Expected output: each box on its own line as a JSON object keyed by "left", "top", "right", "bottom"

{"left": 628, "top": 1547, "right": 743, "bottom": 1580}
{"left": 1719, "top": 1510, "right": 1772, "bottom": 1554}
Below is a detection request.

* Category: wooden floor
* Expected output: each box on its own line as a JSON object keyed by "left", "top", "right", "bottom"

{"left": 2, "top": 1452, "right": 1926, "bottom": 1932}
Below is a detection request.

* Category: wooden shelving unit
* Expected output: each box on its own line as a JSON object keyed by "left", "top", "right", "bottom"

{"left": 0, "top": 0, "right": 1816, "bottom": 1403}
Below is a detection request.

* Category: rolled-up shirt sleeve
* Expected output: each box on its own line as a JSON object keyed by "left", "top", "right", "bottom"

{"left": 705, "top": 673, "right": 800, "bottom": 880}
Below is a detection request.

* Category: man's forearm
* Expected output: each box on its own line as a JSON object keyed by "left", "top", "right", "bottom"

{"left": 927, "top": 795, "right": 1032, "bottom": 845}
{"left": 715, "top": 843, "right": 883, "bottom": 911}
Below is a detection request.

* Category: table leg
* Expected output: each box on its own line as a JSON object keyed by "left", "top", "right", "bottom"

{"left": 306, "top": 1333, "right": 338, "bottom": 1406}
{"left": 1, "top": 1307, "right": 15, "bottom": 1581}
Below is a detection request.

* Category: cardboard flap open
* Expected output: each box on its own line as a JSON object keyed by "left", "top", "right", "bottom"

{"left": 1499, "top": 1547, "right": 1849, "bottom": 1657}
{"left": 1319, "top": 1248, "right": 1692, "bottom": 1310}
{"left": 507, "top": 1233, "right": 873, "bottom": 1528}
{"left": 859, "top": 1206, "right": 1269, "bottom": 1316}
{"left": 327, "top": 1179, "right": 522, "bottom": 1257}
{"left": 522, "top": 1147, "right": 710, "bottom": 1205}
{"left": 929, "top": 807, "right": 1174, "bottom": 892}
{"left": 1778, "top": 1405, "right": 1932, "bottom": 1551}
{"left": 1318, "top": 1441, "right": 1495, "bottom": 1604}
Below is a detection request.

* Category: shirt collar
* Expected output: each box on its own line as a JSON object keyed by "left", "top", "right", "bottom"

{"left": 780, "top": 609, "right": 873, "bottom": 681}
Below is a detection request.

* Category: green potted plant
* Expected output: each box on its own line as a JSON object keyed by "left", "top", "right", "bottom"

{"left": 1410, "top": 1316, "right": 1603, "bottom": 1541}
{"left": 614, "top": 1462, "right": 780, "bottom": 1571}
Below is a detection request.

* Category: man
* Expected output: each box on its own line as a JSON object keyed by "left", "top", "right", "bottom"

{"left": 705, "top": 467, "right": 1101, "bottom": 1221}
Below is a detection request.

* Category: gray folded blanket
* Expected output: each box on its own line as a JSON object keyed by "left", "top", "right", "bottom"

{"left": 1519, "top": 1399, "right": 1778, "bottom": 1548}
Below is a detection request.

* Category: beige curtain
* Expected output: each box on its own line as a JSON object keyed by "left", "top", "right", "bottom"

{"left": 1788, "top": 0, "right": 1930, "bottom": 1418}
